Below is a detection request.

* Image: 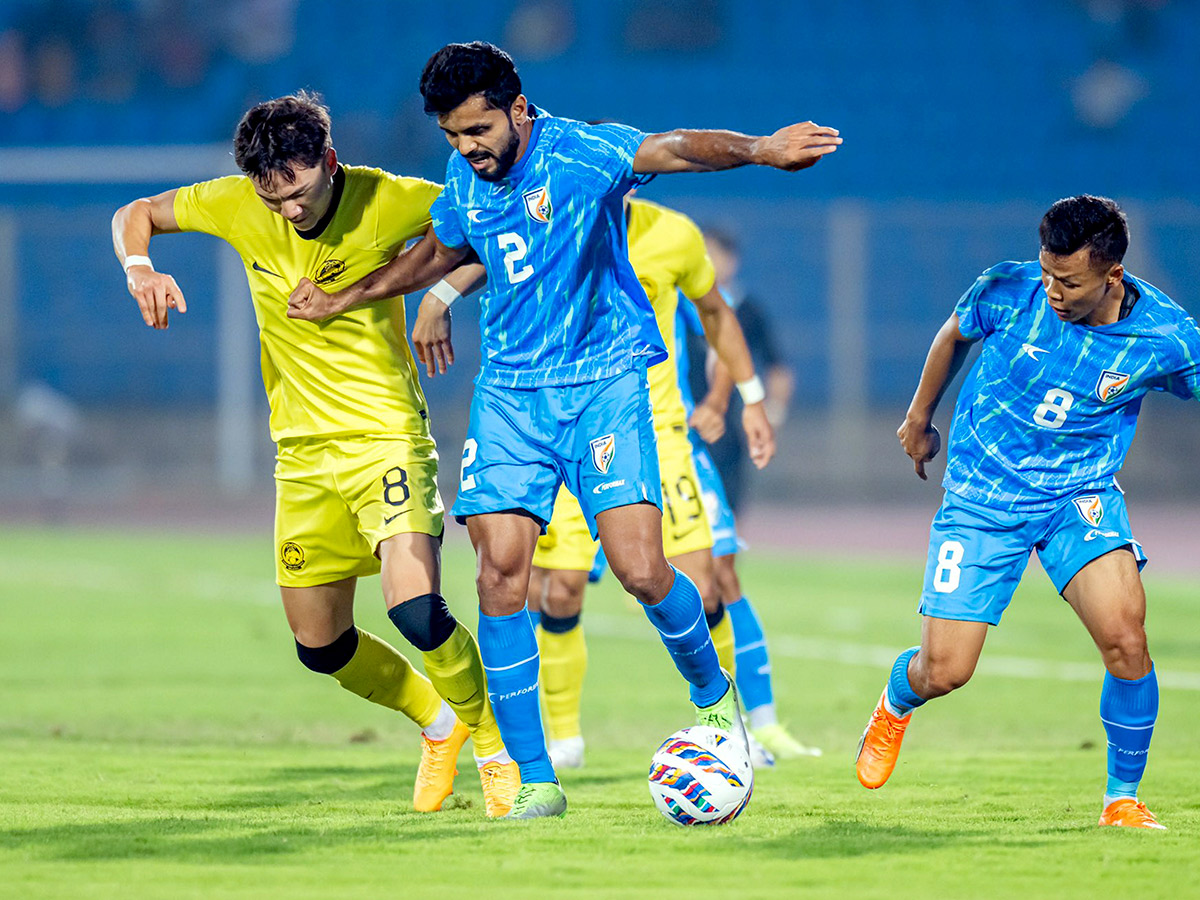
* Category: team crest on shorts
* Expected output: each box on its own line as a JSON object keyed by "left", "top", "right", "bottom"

{"left": 280, "top": 541, "right": 306, "bottom": 571}
{"left": 590, "top": 434, "right": 616, "bottom": 475}
{"left": 522, "top": 185, "right": 552, "bottom": 223}
{"left": 1095, "top": 369, "right": 1131, "bottom": 402}
{"left": 1072, "top": 495, "right": 1104, "bottom": 527}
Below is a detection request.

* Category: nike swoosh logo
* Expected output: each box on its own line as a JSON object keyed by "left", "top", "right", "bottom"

{"left": 252, "top": 260, "right": 283, "bottom": 279}
{"left": 446, "top": 690, "right": 479, "bottom": 705}
{"left": 671, "top": 522, "right": 701, "bottom": 540}
{"left": 383, "top": 510, "right": 411, "bottom": 525}
{"left": 1020, "top": 343, "right": 1049, "bottom": 360}
{"left": 467, "top": 209, "right": 485, "bottom": 223}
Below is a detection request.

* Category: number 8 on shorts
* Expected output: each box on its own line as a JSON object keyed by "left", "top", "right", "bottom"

{"left": 932, "top": 540, "right": 964, "bottom": 593}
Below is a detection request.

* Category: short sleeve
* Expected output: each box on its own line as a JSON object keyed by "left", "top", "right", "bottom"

{"left": 561, "top": 121, "right": 648, "bottom": 197}
{"left": 173, "top": 175, "right": 249, "bottom": 239}
{"left": 675, "top": 217, "right": 717, "bottom": 300}
{"left": 1162, "top": 317, "right": 1200, "bottom": 401}
{"left": 377, "top": 174, "right": 441, "bottom": 251}
{"left": 429, "top": 182, "right": 467, "bottom": 249}
{"left": 954, "top": 268, "right": 1010, "bottom": 340}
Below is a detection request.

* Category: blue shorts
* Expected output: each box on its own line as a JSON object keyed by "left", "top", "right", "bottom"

{"left": 452, "top": 365, "right": 662, "bottom": 535}
{"left": 919, "top": 485, "right": 1147, "bottom": 625}
{"left": 690, "top": 434, "right": 745, "bottom": 558}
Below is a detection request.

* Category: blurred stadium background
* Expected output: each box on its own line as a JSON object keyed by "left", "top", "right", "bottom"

{"left": 2, "top": 0, "right": 1199, "bottom": 534}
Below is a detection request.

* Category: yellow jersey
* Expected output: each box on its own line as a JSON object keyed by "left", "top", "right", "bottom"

{"left": 174, "top": 165, "right": 440, "bottom": 442}
{"left": 627, "top": 198, "right": 717, "bottom": 433}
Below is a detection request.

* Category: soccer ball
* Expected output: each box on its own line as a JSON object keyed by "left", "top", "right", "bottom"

{"left": 648, "top": 725, "right": 754, "bottom": 826}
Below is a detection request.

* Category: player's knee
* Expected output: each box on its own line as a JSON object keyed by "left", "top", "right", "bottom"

{"left": 714, "top": 559, "right": 740, "bottom": 605}
{"left": 475, "top": 561, "right": 528, "bottom": 613}
{"left": 387, "top": 593, "right": 457, "bottom": 652}
{"left": 542, "top": 573, "right": 585, "bottom": 618}
{"left": 613, "top": 564, "right": 671, "bottom": 604}
{"left": 1097, "top": 624, "right": 1149, "bottom": 676}
{"left": 295, "top": 626, "right": 359, "bottom": 675}
{"left": 917, "top": 656, "right": 975, "bottom": 698}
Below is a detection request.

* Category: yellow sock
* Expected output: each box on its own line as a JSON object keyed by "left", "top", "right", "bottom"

{"left": 537, "top": 622, "right": 587, "bottom": 741}
{"left": 421, "top": 622, "right": 504, "bottom": 758}
{"left": 710, "top": 611, "right": 736, "bottom": 678}
{"left": 333, "top": 629, "right": 441, "bottom": 728}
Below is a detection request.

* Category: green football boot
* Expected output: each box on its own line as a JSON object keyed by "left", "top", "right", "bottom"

{"left": 502, "top": 781, "right": 568, "bottom": 820}
{"left": 693, "top": 669, "right": 751, "bottom": 753}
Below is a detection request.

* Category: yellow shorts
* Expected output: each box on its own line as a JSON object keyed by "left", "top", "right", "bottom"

{"left": 274, "top": 434, "right": 444, "bottom": 588}
{"left": 532, "top": 425, "right": 713, "bottom": 571}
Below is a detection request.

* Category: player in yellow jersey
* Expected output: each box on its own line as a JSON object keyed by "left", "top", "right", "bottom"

{"left": 524, "top": 196, "right": 774, "bottom": 768}
{"left": 110, "top": 92, "right": 518, "bottom": 817}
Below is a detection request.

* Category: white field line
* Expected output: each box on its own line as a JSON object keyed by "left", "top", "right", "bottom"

{"left": 11, "top": 559, "right": 1200, "bottom": 692}
{"left": 583, "top": 613, "right": 1200, "bottom": 692}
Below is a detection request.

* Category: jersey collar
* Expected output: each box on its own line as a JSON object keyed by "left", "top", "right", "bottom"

{"left": 498, "top": 106, "right": 546, "bottom": 185}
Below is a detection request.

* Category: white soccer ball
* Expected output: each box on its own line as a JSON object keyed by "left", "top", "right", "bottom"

{"left": 648, "top": 725, "right": 754, "bottom": 826}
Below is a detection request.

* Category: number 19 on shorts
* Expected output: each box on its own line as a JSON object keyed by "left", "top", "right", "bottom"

{"left": 933, "top": 539, "right": 964, "bottom": 593}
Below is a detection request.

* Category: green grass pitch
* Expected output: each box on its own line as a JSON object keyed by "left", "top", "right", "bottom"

{"left": 2, "top": 525, "right": 1197, "bottom": 899}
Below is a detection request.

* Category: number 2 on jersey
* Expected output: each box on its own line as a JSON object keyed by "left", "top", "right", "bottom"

{"left": 498, "top": 233, "right": 533, "bottom": 284}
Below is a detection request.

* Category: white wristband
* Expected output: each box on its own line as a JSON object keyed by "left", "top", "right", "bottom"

{"left": 736, "top": 375, "right": 766, "bottom": 405}
{"left": 123, "top": 255, "right": 154, "bottom": 272}
{"left": 428, "top": 280, "right": 461, "bottom": 308}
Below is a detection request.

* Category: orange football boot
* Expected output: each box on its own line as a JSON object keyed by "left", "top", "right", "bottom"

{"left": 413, "top": 719, "right": 470, "bottom": 812}
{"left": 855, "top": 690, "right": 911, "bottom": 789}
{"left": 1098, "top": 798, "right": 1166, "bottom": 830}
{"left": 478, "top": 759, "right": 521, "bottom": 818}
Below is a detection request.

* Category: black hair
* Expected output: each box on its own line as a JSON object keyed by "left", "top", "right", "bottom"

{"left": 1038, "top": 195, "right": 1129, "bottom": 268}
{"left": 419, "top": 41, "right": 522, "bottom": 116}
{"left": 233, "top": 90, "right": 332, "bottom": 184}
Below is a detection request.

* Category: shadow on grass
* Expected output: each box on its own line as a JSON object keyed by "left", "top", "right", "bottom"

{"left": 0, "top": 813, "right": 504, "bottom": 862}
{"left": 722, "top": 816, "right": 978, "bottom": 860}
{"left": 208, "top": 764, "right": 417, "bottom": 810}
{"left": 0, "top": 815, "right": 974, "bottom": 864}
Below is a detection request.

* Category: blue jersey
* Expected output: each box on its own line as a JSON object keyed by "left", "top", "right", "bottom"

{"left": 675, "top": 294, "right": 705, "bottom": 417}
{"left": 430, "top": 108, "right": 666, "bottom": 389}
{"left": 944, "top": 261, "right": 1200, "bottom": 511}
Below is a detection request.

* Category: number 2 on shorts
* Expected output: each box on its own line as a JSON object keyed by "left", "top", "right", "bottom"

{"left": 460, "top": 438, "right": 478, "bottom": 491}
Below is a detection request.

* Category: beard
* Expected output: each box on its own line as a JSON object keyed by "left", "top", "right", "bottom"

{"left": 468, "top": 123, "right": 522, "bottom": 182}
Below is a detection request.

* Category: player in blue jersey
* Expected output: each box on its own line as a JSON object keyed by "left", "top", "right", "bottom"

{"left": 678, "top": 296, "right": 821, "bottom": 760}
{"left": 854, "top": 196, "right": 1200, "bottom": 830}
{"left": 286, "top": 41, "right": 841, "bottom": 818}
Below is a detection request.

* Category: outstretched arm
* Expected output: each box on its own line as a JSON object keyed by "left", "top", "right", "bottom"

{"left": 288, "top": 224, "right": 469, "bottom": 321}
{"left": 898, "top": 313, "right": 975, "bottom": 480}
{"left": 633, "top": 122, "right": 841, "bottom": 174}
{"left": 689, "top": 284, "right": 775, "bottom": 468}
{"left": 112, "top": 189, "right": 189, "bottom": 329}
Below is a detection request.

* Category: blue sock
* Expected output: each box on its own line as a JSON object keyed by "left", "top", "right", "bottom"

{"left": 642, "top": 567, "right": 725, "bottom": 707}
{"left": 527, "top": 609, "right": 541, "bottom": 630}
{"left": 885, "top": 647, "right": 926, "bottom": 716}
{"left": 477, "top": 606, "right": 556, "bottom": 784}
{"left": 728, "top": 596, "right": 774, "bottom": 714}
{"left": 1100, "top": 663, "right": 1157, "bottom": 801}
{"left": 588, "top": 546, "right": 608, "bottom": 584}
